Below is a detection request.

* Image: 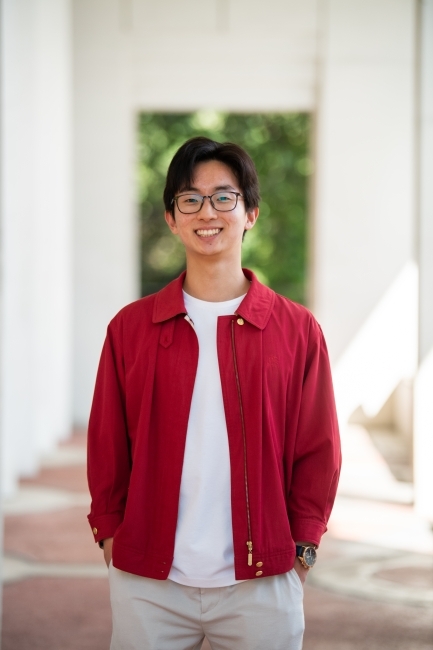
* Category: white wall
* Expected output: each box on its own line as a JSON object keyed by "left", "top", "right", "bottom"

{"left": 73, "top": 0, "right": 138, "bottom": 423}
{"left": 132, "top": 0, "right": 319, "bottom": 112}
{"left": 414, "top": 0, "right": 433, "bottom": 521}
{"left": 314, "top": 0, "right": 417, "bottom": 426}
{"left": 0, "top": 0, "right": 73, "bottom": 495}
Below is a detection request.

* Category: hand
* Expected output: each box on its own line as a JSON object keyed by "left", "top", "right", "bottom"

{"left": 102, "top": 537, "right": 113, "bottom": 567}
{"left": 294, "top": 557, "right": 309, "bottom": 585}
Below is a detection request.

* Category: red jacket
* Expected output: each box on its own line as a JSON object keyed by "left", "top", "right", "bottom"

{"left": 87, "top": 270, "right": 341, "bottom": 581}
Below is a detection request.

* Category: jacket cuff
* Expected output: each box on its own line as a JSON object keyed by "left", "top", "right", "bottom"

{"left": 290, "top": 517, "right": 327, "bottom": 547}
{"left": 87, "top": 512, "right": 123, "bottom": 544}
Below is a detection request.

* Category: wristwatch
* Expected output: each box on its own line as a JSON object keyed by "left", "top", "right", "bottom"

{"left": 296, "top": 544, "right": 317, "bottom": 569}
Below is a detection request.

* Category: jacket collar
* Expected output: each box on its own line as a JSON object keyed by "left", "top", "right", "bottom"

{"left": 152, "top": 269, "right": 275, "bottom": 330}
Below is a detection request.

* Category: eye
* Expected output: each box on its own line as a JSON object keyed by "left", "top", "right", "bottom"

{"left": 215, "top": 193, "right": 232, "bottom": 202}
{"left": 178, "top": 194, "right": 202, "bottom": 206}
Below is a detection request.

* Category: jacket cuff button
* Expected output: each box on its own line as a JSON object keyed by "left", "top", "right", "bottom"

{"left": 256, "top": 561, "right": 263, "bottom": 567}
{"left": 92, "top": 527, "right": 98, "bottom": 535}
{"left": 255, "top": 570, "right": 263, "bottom": 576}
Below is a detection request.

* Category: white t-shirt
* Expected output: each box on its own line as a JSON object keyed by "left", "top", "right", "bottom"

{"left": 168, "top": 291, "right": 246, "bottom": 588}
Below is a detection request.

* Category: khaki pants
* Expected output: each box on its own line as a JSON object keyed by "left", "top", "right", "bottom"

{"left": 109, "top": 563, "right": 304, "bottom": 650}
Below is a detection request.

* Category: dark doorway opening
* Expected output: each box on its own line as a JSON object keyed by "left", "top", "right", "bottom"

{"left": 138, "top": 111, "right": 311, "bottom": 304}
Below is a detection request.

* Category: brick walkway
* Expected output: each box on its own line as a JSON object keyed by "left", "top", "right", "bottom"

{"left": 2, "top": 430, "right": 432, "bottom": 650}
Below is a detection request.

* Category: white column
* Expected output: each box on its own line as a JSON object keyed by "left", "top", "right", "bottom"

{"left": 32, "top": 0, "right": 73, "bottom": 455}
{"left": 414, "top": 0, "right": 433, "bottom": 521}
{"left": 313, "top": 0, "right": 418, "bottom": 501}
{"left": 73, "top": 0, "right": 138, "bottom": 424}
{"left": 0, "top": 0, "right": 73, "bottom": 495}
{"left": 314, "top": 0, "right": 417, "bottom": 423}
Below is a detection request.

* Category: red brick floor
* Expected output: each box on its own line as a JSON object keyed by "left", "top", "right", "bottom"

{"left": 302, "top": 586, "right": 433, "bottom": 650}
{"left": 2, "top": 578, "right": 111, "bottom": 650}
{"left": 20, "top": 465, "right": 89, "bottom": 493}
{"left": 5, "top": 507, "right": 101, "bottom": 564}
{"left": 2, "top": 431, "right": 432, "bottom": 650}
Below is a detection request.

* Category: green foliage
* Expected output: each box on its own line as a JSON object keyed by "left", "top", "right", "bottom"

{"left": 138, "top": 111, "right": 310, "bottom": 304}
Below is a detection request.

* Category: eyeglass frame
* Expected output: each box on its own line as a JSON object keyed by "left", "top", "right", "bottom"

{"left": 171, "top": 191, "right": 244, "bottom": 214}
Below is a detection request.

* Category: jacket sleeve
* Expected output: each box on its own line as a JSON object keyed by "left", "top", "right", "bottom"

{"left": 87, "top": 317, "right": 131, "bottom": 544}
{"left": 286, "top": 317, "right": 341, "bottom": 547}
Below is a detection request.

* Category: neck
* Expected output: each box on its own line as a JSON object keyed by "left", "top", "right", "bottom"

{"left": 183, "top": 256, "right": 250, "bottom": 302}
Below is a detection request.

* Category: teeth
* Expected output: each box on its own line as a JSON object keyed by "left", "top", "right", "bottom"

{"left": 196, "top": 229, "right": 221, "bottom": 237}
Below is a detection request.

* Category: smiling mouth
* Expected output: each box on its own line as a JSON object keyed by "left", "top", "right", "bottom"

{"left": 195, "top": 228, "right": 222, "bottom": 238}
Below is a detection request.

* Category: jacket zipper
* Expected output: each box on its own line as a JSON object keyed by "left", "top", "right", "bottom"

{"left": 231, "top": 319, "right": 253, "bottom": 566}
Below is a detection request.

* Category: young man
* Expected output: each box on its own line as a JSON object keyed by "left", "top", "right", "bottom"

{"left": 87, "top": 136, "right": 341, "bottom": 650}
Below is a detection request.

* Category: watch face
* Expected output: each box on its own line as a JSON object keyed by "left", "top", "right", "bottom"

{"left": 304, "top": 547, "right": 317, "bottom": 567}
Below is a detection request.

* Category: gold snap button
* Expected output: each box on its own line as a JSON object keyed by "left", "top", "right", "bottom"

{"left": 237, "top": 318, "right": 244, "bottom": 325}
{"left": 256, "top": 561, "right": 263, "bottom": 567}
{"left": 255, "top": 570, "right": 263, "bottom": 576}
{"left": 92, "top": 527, "right": 98, "bottom": 535}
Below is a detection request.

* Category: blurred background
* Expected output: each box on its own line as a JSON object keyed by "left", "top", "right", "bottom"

{"left": 1, "top": 0, "right": 432, "bottom": 648}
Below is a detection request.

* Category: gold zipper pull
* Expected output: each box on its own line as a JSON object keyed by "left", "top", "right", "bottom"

{"left": 247, "top": 541, "right": 253, "bottom": 566}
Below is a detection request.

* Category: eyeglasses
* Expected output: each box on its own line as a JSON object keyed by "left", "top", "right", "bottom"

{"left": 172, "top": 191, "right": 243, "bottom": 214}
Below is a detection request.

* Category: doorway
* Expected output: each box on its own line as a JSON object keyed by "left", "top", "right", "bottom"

{"left": 138, "top": 111, "right": 311, "bottom": 304}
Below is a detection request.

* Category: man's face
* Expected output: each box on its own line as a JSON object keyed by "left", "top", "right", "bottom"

{"left": 164, "top": 160, "right": 258, "bottom": 261}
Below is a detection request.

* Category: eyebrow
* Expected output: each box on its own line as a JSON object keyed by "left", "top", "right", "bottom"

{"left": 180, "top": 184, "right": 237, "bottom": 193}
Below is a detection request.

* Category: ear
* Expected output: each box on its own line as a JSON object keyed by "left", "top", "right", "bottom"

{"left": 165, "top": 210, "right": 178, "bottom": 234}
{"left": 244, "top": 206, "right": 259, "bottom": 231}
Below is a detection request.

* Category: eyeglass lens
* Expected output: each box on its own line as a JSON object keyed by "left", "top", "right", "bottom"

{"left": 176, "top": 192, "right": 238, "bottom": 213}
